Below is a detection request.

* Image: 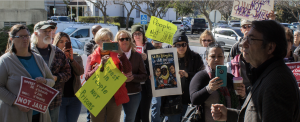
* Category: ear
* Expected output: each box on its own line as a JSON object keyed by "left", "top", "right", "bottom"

{"left": 267, "top": 42, "right": 276, "bottom": 55}
{"left": 34, "top": 31, "right": 38, "bottom": 36}
{"left": 9, "top": 37, "right": 13, "bottom": 41}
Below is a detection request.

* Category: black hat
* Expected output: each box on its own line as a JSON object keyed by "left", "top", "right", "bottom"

{"left": 131, "top": 25, "right": 144, "bottom": 34}
{"left": 172, "top": 29, "right": 188, "bottom": 45}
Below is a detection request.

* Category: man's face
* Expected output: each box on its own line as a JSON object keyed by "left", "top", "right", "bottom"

{"left": 240, "top": 24, "right": 252, "bottom": 37}
{"left": 242, "top": 28, "right": 270, "bottom": 68}
{"left": 169, "top": 65, "right": 175, "bottom": 74}
{"left": 153, "top": 42, "right": 162, "bottom": 49}
{"left": 37, "top": 27, "right": 52, "bottom": 44}
{"left": 155, "top": 68, "right": 161, "bottom": 77}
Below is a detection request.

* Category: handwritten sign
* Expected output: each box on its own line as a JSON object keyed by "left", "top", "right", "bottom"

{"left": 231, "top": 0, "right": 274, "bottom": 21}
{"left": 14, "top": 76, "right": 59, "bottom": 113}
{"left": 76, "top": 58, "right": 127, "bottom": 116}
{"left": 136, "top": 46, "right": 143, "bottom": 54}
{"left": 286, "top": 62, "right": 300, "bottom": 82}
{"left": 145, "top": 16, "right": 177, "bottom": 45}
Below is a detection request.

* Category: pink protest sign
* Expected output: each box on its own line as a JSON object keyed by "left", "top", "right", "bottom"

{"left": 14, "top": 76, "right": 59, "bottom": 113}
{"left": 136, "top": 46, "right": 144, "bottom": 54}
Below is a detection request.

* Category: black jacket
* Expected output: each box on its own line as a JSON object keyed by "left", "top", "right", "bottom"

{"left": 84, "top": 40, "right": 97, "bottom": 56}
{"left": 143, "top": 42, "right": 155, "bottom": 96}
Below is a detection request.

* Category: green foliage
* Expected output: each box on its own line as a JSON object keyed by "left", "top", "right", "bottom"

{"left": 78, "top": 16, "right": 134, "bottom": 30}
{"left": 275, "top": 7, "right": 299, "bottom": 23}
{"left": 171, "top": 1, "right": 194, "bottom": 19}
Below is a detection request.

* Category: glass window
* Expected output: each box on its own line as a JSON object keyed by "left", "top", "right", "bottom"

{"left": 233, "top": 29, "right": 244, "bottom": 37}
{"left": 71, "top": 29, "right": 89, "bottom": 38}
{"left": 70, "top": 38, "right": 79, "bottom": 49}
{"left": 63, "top": 27, "right": 77, "bottom": 35}
{"left": 172, "top": 22, "right": 182, "bottom": 24}
{"left": 57, "top": 17, "right": 70, "bottom": 21}
{"left": 194, "top": 19, "right": 205, "bottom": 24}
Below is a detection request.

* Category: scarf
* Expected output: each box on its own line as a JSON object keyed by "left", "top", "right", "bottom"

{"left": 205, "top": 66, "right": 239, "bottom": 109}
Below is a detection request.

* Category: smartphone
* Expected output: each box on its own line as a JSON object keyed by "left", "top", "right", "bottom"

{"left": 65, "top": 42, "right": 71, "bottom": 49}
{"left": 103, "top": 42, "right": 119, "bottom": 51}
{"left": 215, "top": 65, "right": 227, "bottom": 87}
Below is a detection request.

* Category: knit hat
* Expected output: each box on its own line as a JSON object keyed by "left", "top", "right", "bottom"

{"left": 131, "top": 25, "right": 144, "bottom": 34}
{"left": 172, "top": 29, "right": 188, "bottom": 45}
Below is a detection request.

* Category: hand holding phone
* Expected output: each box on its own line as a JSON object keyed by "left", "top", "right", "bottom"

{"left": 215, "top": 65, "right": 227, "bottom": 87}
{"left": 65, "top": 42, "right": 71, "bottom": 49}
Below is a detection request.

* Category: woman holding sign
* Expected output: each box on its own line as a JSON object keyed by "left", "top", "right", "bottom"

{"left": 52, "top": 32, "right": 84, "bottom": 122}
{"left": 131, "top": 25, "right": 155, "bottom": 122}
{"left": 115, "top": 30, "right": 148, "bottom": 122}
{"left": 85, "top": 28, "right": 132, "bottom": 122}
{"left": 0, "top": 24, "right": 54, "bottom": 122}
{"left": 189, "top": 44, "right": 246, "bottom": 122}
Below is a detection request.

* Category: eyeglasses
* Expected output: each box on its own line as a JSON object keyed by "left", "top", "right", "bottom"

{"left": 243, "top": 36, "right": 264, "bottom": 45}
{"left": 13, "top": 35, "right": 30, "bottom": 39}
{"left": 119, "top": 38, "right": 130, "bottom": 42}
{"left": 202, "top": 39, "right": 212, "bottom": 42}
{"left": 174, "top": 43, "right": 187, "bottom": 48}
{"left": 242, "top": 25, "right": 252, "bottom": 29}
{"left": 133, "top": 33, "right": 142, "bottom": 37}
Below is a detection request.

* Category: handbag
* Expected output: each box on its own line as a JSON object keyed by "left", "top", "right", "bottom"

{"left": 181, "top": 104, "right": 202, "bottom": 122}
{"left": 161, "top": 95, "right": 183, "bottom": 116}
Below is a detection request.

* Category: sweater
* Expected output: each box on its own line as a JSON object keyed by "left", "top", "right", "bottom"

{"left": 0, "top": 52, "right": 55, "bottom": 122}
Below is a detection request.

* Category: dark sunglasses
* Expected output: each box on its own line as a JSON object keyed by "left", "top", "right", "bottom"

{"left": 119, "top": 38, "right": 130, "bottom": 42}
{"left": 174, "top": 43, "right": 187, "bottom": 48}
{"left": 202, "top": 39, "right": 212, "bottom": 42}
{"left": 242, "top": 25, "right": 251, "bottom": 29}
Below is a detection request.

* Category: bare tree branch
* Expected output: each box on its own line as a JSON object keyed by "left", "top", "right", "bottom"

{"left": 86, "top": 0, "right": 109, "bottom": 23}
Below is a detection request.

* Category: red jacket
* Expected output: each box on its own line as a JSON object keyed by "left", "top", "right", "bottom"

{"left": 85, "top": 47, "right": 131, "bottom": 106}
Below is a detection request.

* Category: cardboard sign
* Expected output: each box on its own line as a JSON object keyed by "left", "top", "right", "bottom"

{"left": 145, "top": 16, "right": 177, "bottom": 45}
{"left": 286, "top": 62, "right": 300, "bottom": 82}
{"left": 76, "top": 58, "right": 127, "bottom": 116}
{"left": 231, "top": 0, "right": 274, "bottom": 21}
{"left": 136, "top": 46, "right": 144, "bottom": 54}
{"left": 14, "top": 76, "right": 59, "bottom": 113}
{"left": 148, "top": 48, "right": 182, "bottom": 97}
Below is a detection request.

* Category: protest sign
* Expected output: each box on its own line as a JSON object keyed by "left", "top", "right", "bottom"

{"left": 286, "top": 62, "right": 300, "bottom": 82}
{"left": 136, "top": 46, "right": 144, "bottom": 54}
{"left": 145, "top": 16, "right": 177, "bottom": 45}
{"left": 76, "top": 58, "right": 127, "bottom": 116}
{"left": 14, "top": 76, "right": 59, "bottom": 113}
{"left": 230, "top": 0, "right": 274, "bottom": 21}
{"left": 189, "top": 46, "right": 207, "bottom": 61}
{"left": 148, "top": 48, "right": 182, "bottom": 97}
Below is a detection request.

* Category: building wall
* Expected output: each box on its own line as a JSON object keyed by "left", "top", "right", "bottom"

{"left": 0, "top": 1, "right": 47, "bottom": 28}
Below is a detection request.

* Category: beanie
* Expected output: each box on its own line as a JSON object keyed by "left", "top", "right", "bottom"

{"left": 172, "top": 29, "right": 188, "bottom": 45}
{"left": 131, "top": 25, "right": 144, "bottom": 34}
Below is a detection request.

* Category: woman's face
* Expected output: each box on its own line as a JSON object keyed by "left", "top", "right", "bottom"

{"left": 294, "top": 32, "right": 300, "bottom": 45}
{"left": 96, "top": 35, "right": 111, "bottom": 52}
{"left": 206, "top": 47, "right": 225, "bottom": 70}
{"left": 174, "top": 42, "right": 188, "bottom": 56}
{"left": 201, "top": 35, "right": 213, "bottom": 47}
{"left": 118, "top": 33, "right": 131, "bottom": 52}
{"left": 133, "top": 31, "right": 143, "bottom": 44}
{"left": 12, "top": 29, "right": 30, "bottom": 51}
{"left": 155, "top": 68, "right": 161, "bottom": 77}
{"left": 57, "top": 36, "right": 70, "bottom": 50}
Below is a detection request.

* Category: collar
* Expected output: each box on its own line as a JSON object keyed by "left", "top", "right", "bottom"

{"left": 124, "top": 48, "right": 132, "bottom": 59}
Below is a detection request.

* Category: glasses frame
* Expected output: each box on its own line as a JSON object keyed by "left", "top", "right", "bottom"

{"left": 13, "top": 35, "right": 31, "bottom": 39}
{"left": 119, "top": 38, "right": 130, "bottom": 42}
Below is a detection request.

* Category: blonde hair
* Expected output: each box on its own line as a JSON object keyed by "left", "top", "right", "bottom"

{"left": 199, "top": 30, "right": 216, "bottom": 47}
{"left": 114, "top": 30, "right": 136, "bottom": 52}
{"left": 52, "top": 32, "right": 71, "bottom": 46}
{"left": 95, "top": 28, "right": 114, "bottom": 43}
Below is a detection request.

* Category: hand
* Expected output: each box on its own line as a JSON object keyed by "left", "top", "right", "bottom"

{"left": 141, "top": 53, "right": 147, "bottom": 60}
{"left": 111, "top": 42, "right": 124, "bottom": 55}
{"left": 267, "top": 10, "right": 276, "bottom": 20}
{"left": 179, "top": 70, "right": 188, "bottom": 78}
{"left": 100, "top": 55, "right": 110, "bottom": 72}
{"left": 124, "top": 72, "right": 134, "bottom": 82}
{"left": 13, "top": 100, "right": 30, "bottom": 112}
{"left": 208, "top": 77, "right": 223, "bottom": 91}
{"left": 211, "top": 104, "right": 227, "bottom": 121}
{"left": 243, "top": 31, "right": 249, "bottom": 38}
{"left": 53, "top": 75, "right": 57, "bottom": 82}
{"left": 35, "top": 77, "right": 46, "bottom": 84}
{"left": 63, "top": 47, "right": 74, "bottom": 61}
{"left": 236, "top": 84, "right": 246, "bottom": 98}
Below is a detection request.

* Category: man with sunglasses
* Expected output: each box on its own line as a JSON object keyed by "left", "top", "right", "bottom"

{"left": 212, "top": 20, "right": 300, "bottom": 122}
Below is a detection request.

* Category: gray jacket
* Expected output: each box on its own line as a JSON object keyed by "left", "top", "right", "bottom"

{"left": 227, "top": 59, "right": 300, "bottom": 122}
{"left": 0, "top": 52, "right": 55, "bottom": 122}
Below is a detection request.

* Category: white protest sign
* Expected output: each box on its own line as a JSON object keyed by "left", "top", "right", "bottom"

{"left": 230, "top": 0, "right": 274, "bottom": 21}
{"left": 80, "top": 54, "right": 88, "bottom": 85}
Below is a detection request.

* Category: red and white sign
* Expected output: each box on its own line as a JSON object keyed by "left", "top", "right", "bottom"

{"left": 14, "top": 76, "right": 59, "bottom": 113}
{"left": 136, "top": 46, "right": 144, "bottom": 54}
{"left": 286, "top": 62, "right": 300, "bottom": 82}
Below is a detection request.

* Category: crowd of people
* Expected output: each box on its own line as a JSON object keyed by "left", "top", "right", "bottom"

{"left": 1, "top": 15, "right": 300, "bottom": 122}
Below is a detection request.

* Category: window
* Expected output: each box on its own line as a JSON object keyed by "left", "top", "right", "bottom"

{"left": 136, "top": 6, "right": 140, "bottom": 18}
{"left": 172, "top": 22, "right": 182, "bottom": 24}
{"left": 71, "top": 29, "right": 89, "bottom": 38}
{"left": 95, "top": 7, "right": 99, "bottom": 16}
{"left": 63, "top": 27, "right": 77, "bottom": 35}
{"left": 70, "top": 38, "right": 79, "bottom": 49}
{"left": 4, "top": 22, "right": 26, "bottom": 27}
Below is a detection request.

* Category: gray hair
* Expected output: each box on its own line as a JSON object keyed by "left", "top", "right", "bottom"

{"left": 294, "top": 30, "right": 300, "bottom": 35}
{"left": 31, "top": 30, "right": 40, "bottom": 45}
{"left": 205, "top": 43, "right": 225, "bottom": 59}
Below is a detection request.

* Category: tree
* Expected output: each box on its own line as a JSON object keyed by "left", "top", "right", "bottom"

{"left": 217, "top": 1, "right": 233, "bottom": 22}
{"left": 171, "top": 1, "right": 194, "bottom": 21}
{"left": 276, "top": 1, "right": 300, "bottom": 22}
{"left": 113, "top": 1, "right": 139, "bottom": 30}
{"left": 86, "top": 0, "right": 109, "bottom": 23}
{"left": 135, "top": 1, "right": 172, "bottom": 19}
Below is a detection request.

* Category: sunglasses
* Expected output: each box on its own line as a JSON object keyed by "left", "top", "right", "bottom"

{"left": 119, "top": 38, "right": 130, "bottom": 42}
{"left": 242, "top": 25, "right": 252, "bottom": 29}
{"left": 174, "top": 43, "right": 187, "bottom": 48}
{"left": 202, "top": 39, "right": 212, "bottom": 42}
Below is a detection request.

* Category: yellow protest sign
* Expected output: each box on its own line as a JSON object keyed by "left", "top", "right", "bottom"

{"left": 75, "top": 58, "right": 127, "bottom": 116}
{"left": 145, "top": 16, "right": 177, "bottom": 45}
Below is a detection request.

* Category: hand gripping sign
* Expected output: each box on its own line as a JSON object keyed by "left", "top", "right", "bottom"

{"left": 76, "top": 58, "right": 127, "bottom": 116}
{"left": 14, "top": 76, "right": 59, "bottom": 113}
